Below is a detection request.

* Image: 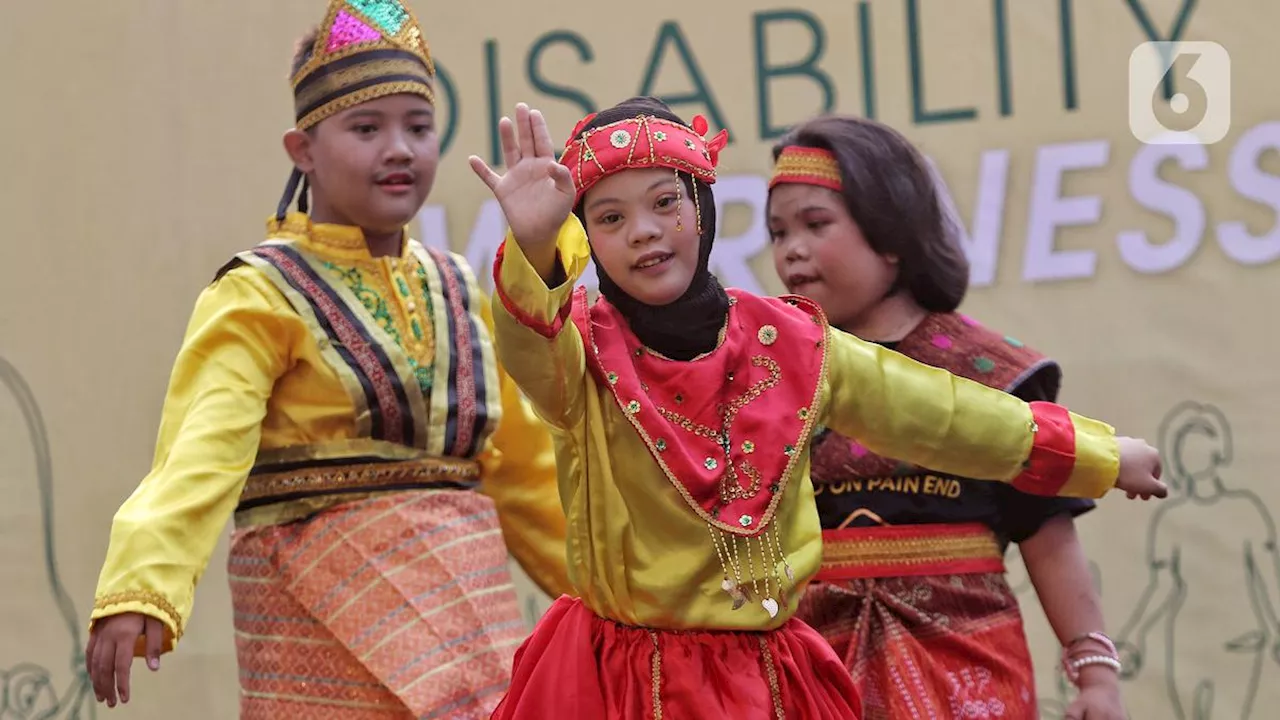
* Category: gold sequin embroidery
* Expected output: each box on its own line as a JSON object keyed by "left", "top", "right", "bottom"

{"left": 649, "top": 630, "right": 664, "bottom": 719}
{"left": 656, "top": 356, "right": 782, "bottom": 503}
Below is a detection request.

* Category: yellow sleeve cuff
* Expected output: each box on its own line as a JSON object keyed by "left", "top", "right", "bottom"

{"left": 494, "top": 215, "right": 588, "bottom": 331}
{"left": 1058, "top": 412, "right": 1121, "bottom": 498}
{"left": 90, "top": 592, "right": 181, "bottom": 655}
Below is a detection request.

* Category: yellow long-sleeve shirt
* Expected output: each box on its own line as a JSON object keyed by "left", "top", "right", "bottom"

{"left": 90, "top": 215, "right": 570, "bottom": 651}
{"left": 490, "top": 215, "right": 1119, "bottom": 632}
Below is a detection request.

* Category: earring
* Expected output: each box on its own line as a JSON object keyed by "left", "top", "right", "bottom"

{"left": 692, "top": 174, "right": 703, "bottom": 236}
{"left": 674, "top": 168, "right": 684, "bottom": 232}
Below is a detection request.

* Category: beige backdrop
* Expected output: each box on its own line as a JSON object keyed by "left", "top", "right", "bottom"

{"left": 2, "top": 1, "right": 1275, "bottom": 717}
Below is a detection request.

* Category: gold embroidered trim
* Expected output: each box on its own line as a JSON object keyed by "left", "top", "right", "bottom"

{"left": 240, "top": 456, "right": 480, "bottom": 505}
{"left": 94, "top": 590, "right": 183, "bottom": 639}
{"left": 266, "top": 214, "right": 387, "bottom": 253}
{"left": 822, "top": 532, "right": 1002, "bottom": 568}
{"left": 770, "top": 147, "right": 842, "bottom": 189}
{"left": 292, "top": 2, "right": 435, "bottom": 89}
{"left": 657, "top": 355, "right": 781, "bottom": 504}
{"left": 298, "top": 81, "right": 436, "bottom": 131}
{"left": 757, "top": 635, "right": 785, "bottom": 719}
{"left": 566, "top": 115, "right": 719, "bottom": 183}
{"left": 649, "top": 630, "right": 664, "bottom": 719}
{"left": 294, "top": 57, "right": 433, "bottom": 116}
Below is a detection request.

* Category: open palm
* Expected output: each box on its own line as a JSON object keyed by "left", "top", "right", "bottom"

{"left": 470, "top": 103, "right": 575, "bottom": 253}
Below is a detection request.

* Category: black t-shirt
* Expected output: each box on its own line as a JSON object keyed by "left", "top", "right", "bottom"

{"left": 812, "top": 340, "right": 1095, "bottom": 549}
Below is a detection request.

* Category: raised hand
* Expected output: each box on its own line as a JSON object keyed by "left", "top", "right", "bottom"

{"left": 470, "top": 103, "right": 576, "bottom": 278}
{"left": 1115, "top": 437, "right": 1168, "bottom": 500}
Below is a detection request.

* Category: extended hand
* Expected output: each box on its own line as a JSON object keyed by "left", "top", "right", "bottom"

{"left": 470, "top": 103, "right": 576, "bottom": 262}
{"left": 1115, "top": 437, "right": 1168, "bottom": 499}
{"left": 85, "top": 612, "right": 164, "bottom": 707}
{"left": 1063, "top": 680, "right": 1126, "bottom": 720}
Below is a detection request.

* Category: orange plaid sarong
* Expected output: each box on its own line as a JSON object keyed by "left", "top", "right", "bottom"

{"left": 228, "top": 490, "right": 526, "bottom": 719}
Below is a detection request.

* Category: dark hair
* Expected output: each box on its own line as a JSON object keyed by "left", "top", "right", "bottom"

{"left": 572, "top": 96, "right": 717, "bottom": 242}
{"left": 291, "top": 27, "right": 320, "bottom": 78}
{"left": 770, "top": 115, "right": 969, "bottom": 312}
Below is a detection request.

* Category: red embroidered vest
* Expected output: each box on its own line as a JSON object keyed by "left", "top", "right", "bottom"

{"left": 570, "top": 288, "right": 828, "bottom": 538}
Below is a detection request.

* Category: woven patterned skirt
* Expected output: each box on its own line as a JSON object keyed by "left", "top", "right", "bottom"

{"left": 797, "top": 523, "right": 1038, "bottom": 719}
{"left": 228, "top": 490, "right": 527, "bottom": 719}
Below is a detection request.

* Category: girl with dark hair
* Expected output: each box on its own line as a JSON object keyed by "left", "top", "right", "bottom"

{"left": 468, "top": 98, "right": 1163, "bottom": 719}
{"left": 768, "top": 114, "right": 1128, "bottom": 720}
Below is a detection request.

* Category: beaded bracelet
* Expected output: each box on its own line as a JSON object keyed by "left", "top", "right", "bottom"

{"left": 1066, "top": 631, "right": 1117, "bottom": 656}
{"left": 1064, "top": 654, "right": 1123, "bottom": 683}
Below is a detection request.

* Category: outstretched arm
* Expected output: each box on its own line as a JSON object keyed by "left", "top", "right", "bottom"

{"left": 821, "top": 328, "right": 1164, "bottom": 499}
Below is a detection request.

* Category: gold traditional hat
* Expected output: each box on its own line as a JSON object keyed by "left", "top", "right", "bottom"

{"left": 277, "top": 0, "right": 436, "bottom": 221}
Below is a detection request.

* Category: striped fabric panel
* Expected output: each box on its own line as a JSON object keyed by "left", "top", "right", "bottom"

{"left": 247, "top": 244, "right": 416, "bottom": 446}
{"left": 229, "top": 490, "right": 525, "bottom": 719}
{"left": 422, "top": 247, "right": 495, "bottom": 458}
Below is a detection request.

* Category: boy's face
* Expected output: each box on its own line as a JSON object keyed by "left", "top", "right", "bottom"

{"left": 287, "top": 94, "right": 439, "bottom": 236}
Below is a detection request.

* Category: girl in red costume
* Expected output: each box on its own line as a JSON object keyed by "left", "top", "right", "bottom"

{"left": 468, "top": 97, "right": 1163, "bottom": 719}
{"left": 768, "top": 114, "right": 1128, "bottom": 720}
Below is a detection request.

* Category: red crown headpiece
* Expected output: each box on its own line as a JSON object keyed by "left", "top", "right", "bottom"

{"left": 558, "top": 112, "right": 730, "bottom": 204}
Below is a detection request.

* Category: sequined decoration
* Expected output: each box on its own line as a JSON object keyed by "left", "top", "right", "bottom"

{"left": 346, "top": 0, "right": 409, "bottom": 35}
{"left": 327, "top": 9, "right": 383, "bottom": 52}
{"left": 758, "top": 325, "right": 778, "bottom": 346}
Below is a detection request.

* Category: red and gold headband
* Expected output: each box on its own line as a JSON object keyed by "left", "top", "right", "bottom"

{"left": 558, "top": 113, "right": 730, "bottom": 204}
{"left": 769, "top": 146, "right": 843, "bottom": 192}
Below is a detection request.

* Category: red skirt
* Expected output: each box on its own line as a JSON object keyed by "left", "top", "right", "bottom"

{"left": 492, "top": 596, "right": 863, "bottom": 719}
{"left": 799, "top": 524, "right": 1037, "bottom": 719}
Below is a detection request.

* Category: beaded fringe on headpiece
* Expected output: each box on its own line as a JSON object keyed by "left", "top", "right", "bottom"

{"left": 277, "top": 0, "right": 436, "bottom": 222}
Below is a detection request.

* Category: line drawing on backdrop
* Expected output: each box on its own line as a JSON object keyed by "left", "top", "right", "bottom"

{"left": 0, "top": 357, "right": 95, "bottom": 720}
{"left": 1113, "top": 401, "right": 1280, "bottom": 720}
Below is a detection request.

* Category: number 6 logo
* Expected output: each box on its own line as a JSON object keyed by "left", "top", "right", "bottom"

{"left": 1128, "top": 41, "right": 1231, "bottom": 145}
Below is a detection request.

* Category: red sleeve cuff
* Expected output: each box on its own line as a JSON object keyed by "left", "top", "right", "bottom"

{"left": 492, "top": 240, "right": 571, "bottom": 340}
{"left": 1011, "top": 401, "right": 1078, "bottom": 496}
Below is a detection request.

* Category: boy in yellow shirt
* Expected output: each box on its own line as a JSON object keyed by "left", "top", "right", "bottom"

{"left": 85, "top": 2, "right": 568, "bottom": 716}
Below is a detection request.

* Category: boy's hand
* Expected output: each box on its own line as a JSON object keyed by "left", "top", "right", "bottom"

{"left": 470, "top": 103, "right": 575, "bottom": 279}
{"left": 1115, "top": 436, "right": 1168, "bottom": 500}
{"left": 86, "top": 611, "right": 164, "bottom": 707}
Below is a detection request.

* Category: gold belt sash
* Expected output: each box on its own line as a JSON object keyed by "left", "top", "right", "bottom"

{"left": 234, "top": 440, "right": 481, "bottom": 528}
{"left": 816, "top": 522, "right": 1004, "bottom": 581}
